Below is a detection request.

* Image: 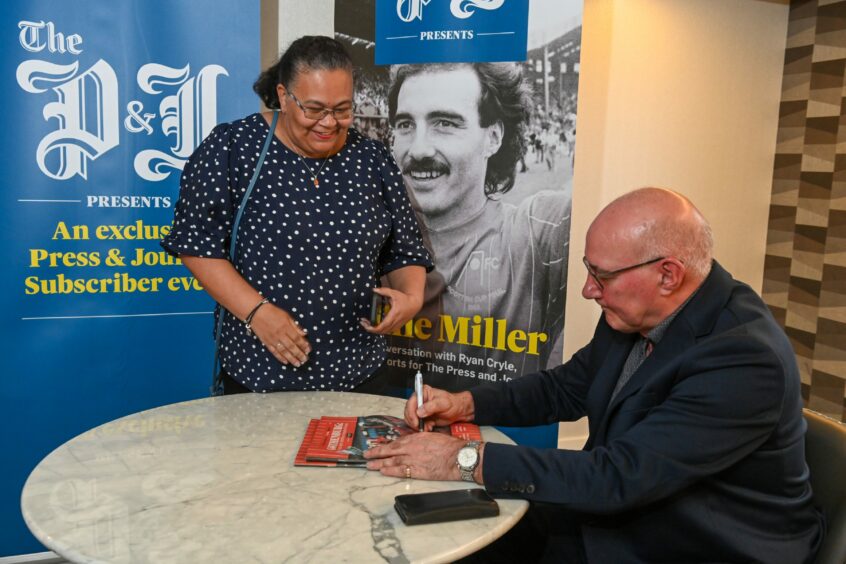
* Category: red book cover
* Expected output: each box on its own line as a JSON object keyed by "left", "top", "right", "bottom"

{"left": 448, "top": 422, "right": 482, "bottom": 441}
{"left": 294, "top": 415, "right": 482, "bottom": 467}
{"left": 295, "top": 417, "right": 362, "bottom": 466}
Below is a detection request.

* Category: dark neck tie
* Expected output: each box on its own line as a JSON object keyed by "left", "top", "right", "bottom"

{"left": 610, "top": 338, "right": 653, "bottom": 404}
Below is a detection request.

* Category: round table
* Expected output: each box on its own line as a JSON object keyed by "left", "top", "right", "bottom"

{"left": 22, "top": 391, "right": 528, "bottom": 563}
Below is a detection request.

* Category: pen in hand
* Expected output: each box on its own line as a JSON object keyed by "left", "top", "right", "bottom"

{"left": 415, "top": 370, "right": 424, "bottom": 432}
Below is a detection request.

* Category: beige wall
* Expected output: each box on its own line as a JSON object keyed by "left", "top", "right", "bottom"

{"left": 565, "top": 0, "right": 790, "bottom": 359}
{"left": 261, "top": 0, "right": 335, "bottom": 77}
{"left": 558, "top": 0, "right": 789, "bottom": 444}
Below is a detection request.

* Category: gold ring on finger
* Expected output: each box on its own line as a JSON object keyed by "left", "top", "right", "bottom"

{"left": 404, "top": 465, "right": 411, "bottom": 479}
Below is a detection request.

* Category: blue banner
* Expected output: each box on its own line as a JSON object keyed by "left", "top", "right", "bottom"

{"left": 376, "top": 0, "right": 529, "bottom": 64}
{"left": 1, "top": 0, "right": 258, "bottom": 556}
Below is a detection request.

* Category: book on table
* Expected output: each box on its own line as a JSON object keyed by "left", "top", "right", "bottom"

{"left": 294, "top": 415, "right": 482, "bottom": 467}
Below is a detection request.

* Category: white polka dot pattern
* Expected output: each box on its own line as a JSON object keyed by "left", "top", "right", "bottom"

{"left": 162, "top": 113, "right": 432, "bottom": 392}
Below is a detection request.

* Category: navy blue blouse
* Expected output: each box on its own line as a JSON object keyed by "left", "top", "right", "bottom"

{"left": 162, "top": 113, "right": 432, "bottom": 392}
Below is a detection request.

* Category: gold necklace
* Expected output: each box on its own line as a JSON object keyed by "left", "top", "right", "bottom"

{"left": 296, "top": 153, "right": 329, "bottom": 187}
{"left": 275, "top": 117, "right": 330, "bottom": 187}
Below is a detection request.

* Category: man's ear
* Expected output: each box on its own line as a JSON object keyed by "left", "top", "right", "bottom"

{"left": 484, "top": 120, "right": 504, "bottom": 158}
{"left": 658, "top": 258, "right": 686, "bottom": 295}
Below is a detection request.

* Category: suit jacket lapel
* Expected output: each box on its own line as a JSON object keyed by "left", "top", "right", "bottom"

{"left": 585, "top": 329, "right": 637, "bottom": 449}
{"left": 603, "top": 320, "right": 695, "bottom": 414}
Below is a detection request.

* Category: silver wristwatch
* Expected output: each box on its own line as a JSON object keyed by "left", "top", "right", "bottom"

{"left": 457, "top": 440, "right": 481, "bottom": 482}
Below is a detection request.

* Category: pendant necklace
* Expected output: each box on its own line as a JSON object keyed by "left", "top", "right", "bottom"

{"left": 275, "top": 118, "right": 330, "bottom": 187}
{"left": 296, "top": 153, "right": 329, "bottom": 187}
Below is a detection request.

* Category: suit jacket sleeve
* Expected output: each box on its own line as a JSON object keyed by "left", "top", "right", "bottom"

{"left": 474, "top": 327, "right": 787, "bottom": 515}
{"left": 471, "top": 332, "right": 595, "bottom": 427}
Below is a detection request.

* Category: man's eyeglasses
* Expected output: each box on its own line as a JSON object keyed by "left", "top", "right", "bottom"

{"left": 287, "top": 92, "right": 353, "bottom": 121}
{"left": 582, "top": 256, "right": 666, "bottom": 290}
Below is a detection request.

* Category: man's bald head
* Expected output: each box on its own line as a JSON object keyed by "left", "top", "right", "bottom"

{"left": 589, "top": 188, "right": 713, "bottom": 281}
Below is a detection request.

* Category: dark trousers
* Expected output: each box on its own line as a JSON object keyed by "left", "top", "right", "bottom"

{"left": 459, "top": 503, "right": 587, "bottom": 563}
{"left": 219, "top": 370, "right": 252, "bottom": 395}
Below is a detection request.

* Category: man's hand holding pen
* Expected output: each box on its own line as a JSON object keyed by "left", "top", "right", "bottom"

{"left": 404, "top": 387, "right": 476, "bottom": 431}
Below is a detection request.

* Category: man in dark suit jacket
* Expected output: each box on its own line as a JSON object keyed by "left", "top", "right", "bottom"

{"left": 365, "top": 188, "right": 824, "bottom": 563}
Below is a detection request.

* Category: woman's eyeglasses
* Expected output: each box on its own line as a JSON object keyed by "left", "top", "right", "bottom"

{"left": 287, "top": 92, "right": 353, "bottom": 121}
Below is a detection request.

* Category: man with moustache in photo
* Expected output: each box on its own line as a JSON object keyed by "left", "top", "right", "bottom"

{"left": 386, "top": 62, "right": 571, "bottom": 382}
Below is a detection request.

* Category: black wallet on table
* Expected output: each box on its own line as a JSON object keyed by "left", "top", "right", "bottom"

{"left": 394, "top": 488, "right": 500, "bottom": 525}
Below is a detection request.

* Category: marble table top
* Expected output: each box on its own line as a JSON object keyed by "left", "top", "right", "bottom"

{"left": 22, "top": 391, "right": 528, "bottom": 563}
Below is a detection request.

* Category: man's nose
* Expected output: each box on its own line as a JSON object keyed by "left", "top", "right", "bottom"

{"left": 582, "top": 273, "right": 602, "bottom": 300}
{"left": 407, "top": 126, "right": 436, "bottom": 159}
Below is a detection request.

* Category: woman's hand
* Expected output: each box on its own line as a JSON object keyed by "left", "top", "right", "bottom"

{"left": 179, "top": 256, "right": 311, "bottom": 366}
{"left": 360, "top": 286, "right": 422, "bottom": 335}
{"left": 360, "top": 265, "right": 426, "bottom": 335}
{"left": 250, "top": 303, "right": 311, "bottom": 367}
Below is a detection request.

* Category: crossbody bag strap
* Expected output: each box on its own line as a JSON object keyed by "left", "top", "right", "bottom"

{"left": 211, "top": 110, "right": 279, "bottom": 395}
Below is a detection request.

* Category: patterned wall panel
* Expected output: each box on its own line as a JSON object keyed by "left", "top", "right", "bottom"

{"left": 764, "top": 0, "right": 846, "bottom": 421}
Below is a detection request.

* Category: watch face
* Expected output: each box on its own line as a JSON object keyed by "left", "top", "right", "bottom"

{"left": 457, "top": 446, "right": 478, "bottom": 468}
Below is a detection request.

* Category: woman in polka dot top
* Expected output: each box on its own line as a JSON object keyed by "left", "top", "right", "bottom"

{"left": 162, "top": 36, "right": 432, "bottom": 393}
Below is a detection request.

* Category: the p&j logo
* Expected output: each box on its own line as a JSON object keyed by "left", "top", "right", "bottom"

{"left": 397, "top": 0, "right": 505, "bottom": 22}
{"left": 379, "top": 0, "right": 527, "bottom": 65}
{"left": 16, "top": 19, "right": 227, "bottom": 182}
